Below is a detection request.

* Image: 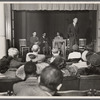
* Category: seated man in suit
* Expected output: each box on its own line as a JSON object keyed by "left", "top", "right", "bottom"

{"left": 26, "top": 44, "right": 45, "bottom": 62}
{"left": 16, "top": 66, "right": 63, "bottom": 96}
{"left": 13, "top": 61, "right": 38, "bottom": 95}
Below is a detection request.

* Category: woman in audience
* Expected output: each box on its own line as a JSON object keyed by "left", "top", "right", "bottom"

{"left": 13, "top": 61, "right": 38, "bottom": 96}
{"left": 3, "top": 48, "right": 24, "bottom": 78}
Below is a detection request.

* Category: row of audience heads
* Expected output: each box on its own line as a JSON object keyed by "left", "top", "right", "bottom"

{"left": 7, "top": 43, "right": 100, "bottom": 68}
{"left": 19, "top": 61, "right": 63, "bottom": 92}
{"left": 5, "top": 44, "right": 100, "bottom": 92}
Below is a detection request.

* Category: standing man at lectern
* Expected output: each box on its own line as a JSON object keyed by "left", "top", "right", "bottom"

{"left": 67, "top": 18, "right": 79, "bottom": 50}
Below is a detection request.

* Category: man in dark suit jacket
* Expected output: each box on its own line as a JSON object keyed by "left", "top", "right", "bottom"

{"left": 67, "top": 18, "right": 79, "bottom": 50}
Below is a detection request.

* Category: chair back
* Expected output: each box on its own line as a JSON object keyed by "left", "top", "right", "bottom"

{"left": 57, "top": 90, "right": 92, "bottom": 96}
{"left": 19, "top": 39, "right": 26, "bottom": 47}
{"left": 79, "top": 75, "right": 100, "bottom": 90}
{"left": 79, "top": 38, "right": 86, "bottom": 48}
{"left": 60, "top": 76, "right": 79, "bottom": 91}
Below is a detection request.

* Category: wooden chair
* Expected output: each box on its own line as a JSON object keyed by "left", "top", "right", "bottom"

{"left": 57, "top": 90, "right": 92, "bottom": 96}
{"left": 19, "top": 39, "right": 29, "bottom": 56}
{"left": 79, "top": 75, "right": 100, "bottom": 90}
{"left": 60, "top": 76, "right": 79, "bottom": 91}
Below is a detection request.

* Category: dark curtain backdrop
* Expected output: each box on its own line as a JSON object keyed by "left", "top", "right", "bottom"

{"left": 14, "top": 10, "right": 96, "bottom": 49}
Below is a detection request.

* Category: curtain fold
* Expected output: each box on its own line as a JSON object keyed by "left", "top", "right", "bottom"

{"left": 12, "top": 4, "right": 98, "bottom": 11}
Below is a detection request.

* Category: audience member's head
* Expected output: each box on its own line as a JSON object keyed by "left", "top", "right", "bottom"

{"left": 50, "top": 57, "right": 66, "bottom": 70}
{"left": 73, "top": 17, "right": 78, "bottom": 24}
{"left": 52, "top": 48, "right": 60, "bottom": 57}
{"left": 39, "top": 66, "right": 63, "bottom": 92}
{"left": 31, "top": 45, "right": 40, "bottom": 53}
{"left": 57, "top": 32, "right": 60, "bottom": 36}
{"left": 86, "top": 43, "right": 94, "bottom": 52}
{"left": 88, "top": 53, "right": 100, "bottom": 67}
{"left": 8, "top": 48, "right": 19, "bottom": 58}
{"left": 85, "top": 53, "right": 100, "bottom": 75}
{"left": 72, "top": 44, "right": 79, "bottom": 51}
{"left": 32, "top": 32, "right": 37, "bottom": 37}
{"left": 86, "top": 52, "right": 94, "bottom": 65}
{"left": 24, "top": 61, "right": 37, "bottom": 77}
{"left": 0, "top": 56, "right": 12, "bottom": 73}
{"left": 43, "top": 33, "right": 46, "bottom": 37}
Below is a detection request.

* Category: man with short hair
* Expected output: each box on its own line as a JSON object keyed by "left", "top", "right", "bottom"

{"left": 16, "top": 66, "right": 63, "bottom": 96}
{"left": 13, "top": 61, "right": 38, "bottom": 95}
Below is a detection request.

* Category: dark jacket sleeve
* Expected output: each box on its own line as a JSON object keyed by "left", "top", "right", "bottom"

{"left": 67, "top": 24, "right": 73, "bottom": 37}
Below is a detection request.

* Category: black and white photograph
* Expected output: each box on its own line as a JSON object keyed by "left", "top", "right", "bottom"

{"left": 0, "top": 2, "right": 100, "bottom": 98}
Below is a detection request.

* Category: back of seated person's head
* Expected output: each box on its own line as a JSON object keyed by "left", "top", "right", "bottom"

{"left": 0, "top": 56, "right": 13, "bottom": 73}
{"left": 72, "top": 44, "right": 79, "bottom": 51}
{"left": 31, "top": 45, "right": 40, "bottom": 53}
{"left": 8, "top": 48, "right": 19, "bottom": 58}
{"left": 52, "top": 48, "right": 60, "bottom": 57}
{"left": 50, "top": 57, "right": 66, "bottom": 69}
{"left": 40, "top": 66, "right": 63, "bottom": 91}
{"left": 86, "top": 51, "right": 94, "bottom": 65}
{"left": 24, "top": 61, "right": 37, "bottom": 76}
{"left": 88, "top": 53, "right": 100, "bottom": 67}
{"left": 86, "top": 44, "right": 94, "bottom": 52}
{"left": 86, "top": 53, "right": 100, "bottom": 74}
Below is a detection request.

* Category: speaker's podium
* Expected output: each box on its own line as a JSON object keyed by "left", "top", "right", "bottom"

{"left": 52, "top": 39, "right": 66, "bottom": 59}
